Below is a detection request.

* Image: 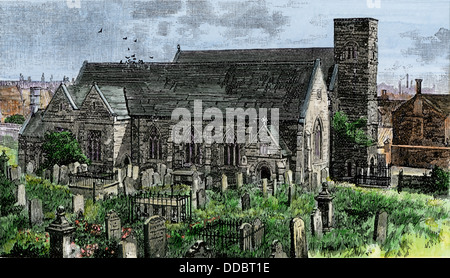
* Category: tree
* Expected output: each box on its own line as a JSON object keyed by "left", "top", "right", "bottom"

{"left": 4, "top": 114, "right": 25, "bottom": 125}
{"left": 41, "top": 131, "right": 90, "bottom": 169}
{"left": 332, "top": 111, "right": 374, "bottom": 147}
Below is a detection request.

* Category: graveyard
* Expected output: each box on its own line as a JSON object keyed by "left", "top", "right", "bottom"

{"left": 0, "top": 164, "right": 449, "bottom": 258}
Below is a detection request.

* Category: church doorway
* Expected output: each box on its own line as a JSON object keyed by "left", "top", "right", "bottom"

{"left": 260, "top": 166, "right": 271, "bottom": 181}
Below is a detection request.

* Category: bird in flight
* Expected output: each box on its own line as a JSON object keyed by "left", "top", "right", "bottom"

{"left": 98, "top": 28, "right": 102, "bottom": 33}
{"left": 134, "top": 39, "right": 137, "bottom": 42}
{"left": 123, "top": 37, "right": 127, "bottom": 40}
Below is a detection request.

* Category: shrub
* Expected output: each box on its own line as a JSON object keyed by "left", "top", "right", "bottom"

{"left": 4, "top": 229, "right": 50, "bottom": 258}
{"left": 25, "top": 175, "right": 72, "bottom": 215}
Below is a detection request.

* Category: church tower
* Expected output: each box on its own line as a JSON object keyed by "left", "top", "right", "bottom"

{"left": 331, "top": 18, "right": 379, "bottom": 180}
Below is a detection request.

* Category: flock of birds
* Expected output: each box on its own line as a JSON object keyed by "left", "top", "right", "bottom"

{"left": 98, "top": 27, "right": 153, "bottom": 64}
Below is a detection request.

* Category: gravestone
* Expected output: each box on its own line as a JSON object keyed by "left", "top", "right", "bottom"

{"left": 105, "top": 211, "right": 122, "bottom": 241}
{"left": 290, "top": 217, "right": 308, "bottom": 258}
{"left": 374, "top": 211, "right": 388, "bottom": 244}
{"left": 52, "top": 164, "right": 60, "bottom": 184}
{"left": 80, "top": 163, "right": 88, "bottom": 172}
{"left": 251, "top": 175, "right": 257, "bottom": 185}
{"left": 29, "top": 199, "right": 44, "bottom": 226}
{"left": 285, "top": 170, "right": 293, "bottom": 185}
{"left": 10, "top": 166, "right": 21, "bottom": 181}
{"left": 73, "top": 162, "right": 80, "bottom": 174}
{"left": 185, "top": 240, "right": 213, "bottom": 258}
{"left": 321, "top": 168, "right": 328, "bottom": 183}
{"left": 153, "top": 172, "right": 161, "bottom": 185}
{"left": 72, "top": 194, "right": 84, "bottom": 217}
{"left": 59, "top": 165, "right": 69, "bottom": 185}
{"left": 270, "top": 240, "right": 288, "bottom": 258}
{"left": 16, "top": 183, "right": 27, "bottom": 207}
{"left": 192, "top": 178, "right": 199, "bottom": 209}
{"left": 164, "top": 173, "right": 172, "bottom": 186}
{"left": 236, "top": 172, "right": 243, "bottom": 188}
{"left": 144, "top": 215, "right": 166, "bottom": 258}
{"left": 118, "top": 236, "right": 138, "bottom": 258}
{"left": 141, "top": 170, "right": 150, "bottom": 188}
{"left": 206, "top": 176, "right": 213, "bottom": 189}
{"left": 221, "top": 173, "right": 228, "bottom": 192}
{"left": 26, "top": 161, "right": 34, "bottom": 175}
{"left": 252, "top": 218, "right": 265, "bottom": 249}
{"left": 132, "top": 165, "right": 139, "bottom": 180}
{"left": 45, "top": 169, "right": 52, "bottom": 181}
{"left": 160, "top": 164, "right": 167, "bottom": 178}
{"left": 241, "top": 193, "right": 250, "bottom": 210}
{"left": 197, "top": 188, "right": 206, "bottom": 209}
{"left": 262, "top": 178, "right": 268, "bottom": 196}
{"left": 273, "top": 179, "right": 277, "bottom": 196}
{"left": 239, "top": 223, "right": 253, "bottom": 251}
{"left": 310, "top": 209, "right": 323, "bottom": 238}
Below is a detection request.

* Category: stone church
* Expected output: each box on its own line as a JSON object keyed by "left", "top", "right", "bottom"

{"left": 18, "top": 18, "right": 379, "bottom": 191}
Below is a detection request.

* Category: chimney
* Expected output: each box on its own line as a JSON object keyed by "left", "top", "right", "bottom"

{"left": 406, "top": 74, "right": 409, "bottom": 88}
{"left": 415, "top": 79, "right": 422, "bottom": 95}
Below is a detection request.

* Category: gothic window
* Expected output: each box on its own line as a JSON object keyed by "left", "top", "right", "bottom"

{"left": 260, "top": 143, "right": 269, "bottom": 155}
{"left": 313, "top": 119, "right": 322, "bottom": 160}
{"left": 343, "top": 42, "right": 358, "bottom": 61}
{"left": 185, "top": 127, "right": 202, "bottom": 165}
{"left": 224, "top": 143, "right": 240, "bottom": 166}
{"left": 87, "top": 130, "right": 101, "bottom": 162}
{"left": 149, "top": 126, "right": 163, "bottom": 160}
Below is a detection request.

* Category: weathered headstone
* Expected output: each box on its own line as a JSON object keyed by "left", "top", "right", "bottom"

{"left": 290, "top": 217, "right": 308, "bottom": 258}
{"left": 26, "top": 161, "right": 34, "bottom": 175}
{"left": 45, "top": 169, "right": 51, "bottom": 181}
{"left": 132, "top": 165, "right": 139, "bottom": 180}
{"left": 241, "top": 192, "right": 250, "bottom": 210}
{"left": 118, "top": 236, "right": 138, "bottom": 258}
{"left": 221, "top": 173, "right": 228, "bottom": 192}
{"left": 192, "top": 178, "right": 199, "bottom": 210}
{"left": 272, "top": 179, "right": 277, "bottom": 196}
{"left": 59, "top": 165, "right": 69, "bottom": 185}
{"left": 16, "top": 183, "right": 27, "bottom": 207}
{"left": 52, "top": 164, "right": 60, "bottom": 184}
{"left": 164, "top": 173, "right": 172, "bottom": 186}
{"left": 80, "top": 163, "right": 88, "bottom": 172}
{"left": 374, "top": 211, "right": 388, "bottom": 244}
{"left": 206, "top": 176, "right": 213, "bottom": 189}
{"left": 236, "top": 172, "right": 243, "bottom": 188}
{"left": 197, "top": 188, "right": 206, "bottom": 209}
{"left": 262, "top": 178, "right": 268, "bottom": 196}
{"left": 144, "top": 215, "right": 166, "bottom": 258}
{"left": 29, "top": 198, "right": 44, "bottom": 226}
{"left": 153, "top": 172, "right": 161, "bottom": 185}
{"left": 160, "top": 164, "right": 167, "bottom": 178}
{"left": 240, "top": 223, "right": 253, "bottom": 251}
{"left": 321, "top": 168, "right": 328, "bottom": 183}
{"left": 72, "top": 194, "right": 84, "bottom": 217}
{"left": 310, "top": 209, "right": 323, "bottom": 238}
{"left": 270, "top": 240, "right": 288, "bottom": 258}
{"left": 285, "top": 170, "right": 293, "bottom": 185}
{"left": 105, "top": 211, "right": 122, "bottom": 241}
{"left": 10, "top": 166, "right": 21, "bottom": 181}
{"left": 185, "top": 240, "right": 213, "bottom": 258}
{"left": 73, "top": 162, "right": 81, "bottom": 174}
{"left": 252, "top": 218, "right": 265, "bottom": 249}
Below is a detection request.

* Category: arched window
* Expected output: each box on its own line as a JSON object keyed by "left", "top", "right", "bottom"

{"left": 185, "top": 126, "right": 202, "bottom": 165}
{"left": 88, "top": 130, "right": 102, "bottom": 162}
{"left": 149, "top": 126, "right": 163, "bottom": 160}
{"left": 313, "top": 119, "right": 322, "bottom": 160}
{"left": 224, "top": 142, "right": 240, "bottom": 166}
{"left": 342, "top": 42, "right": 359, "bottom": 61}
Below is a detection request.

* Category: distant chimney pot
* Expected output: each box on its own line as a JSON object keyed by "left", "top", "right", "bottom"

{"left": 415, "top": 79, "right": 422, "bottom": 95}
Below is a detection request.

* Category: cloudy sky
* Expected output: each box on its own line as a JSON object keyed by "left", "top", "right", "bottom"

{"left": 0, "top": 0, "right": 448, "bottom": 92}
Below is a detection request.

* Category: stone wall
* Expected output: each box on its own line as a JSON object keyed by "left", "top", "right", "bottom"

{"left": 391, "top": 145, "right": 450, "bottom": 169}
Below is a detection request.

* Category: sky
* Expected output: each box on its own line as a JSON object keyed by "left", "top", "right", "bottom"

{"left": 0, "top": 0, "right": 449, "bottom": 92}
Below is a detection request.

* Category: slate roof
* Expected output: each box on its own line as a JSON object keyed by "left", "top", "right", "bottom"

{"left": 122, "top": 60, "right": 320, "bottom": 122}
{"left": 421, "top": 94, "right": 450, "bottom": 116}
{"left": 173, "top": 47, "right": 336, "bottom": 89}
{"left": 19, "top": 111, "right": 48, "bottom": 137}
